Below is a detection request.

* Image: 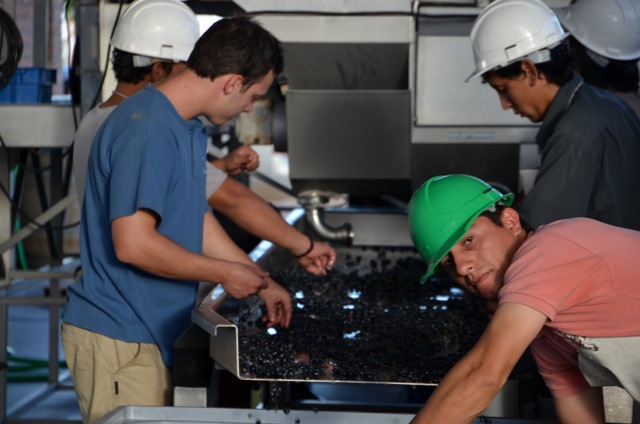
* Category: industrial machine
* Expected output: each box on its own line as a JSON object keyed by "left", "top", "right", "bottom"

{"left": 186, "top": 209, "right": 531, "bottom": 420}
{"left": 193, "top": 0, "right": 545, "bottom": 244}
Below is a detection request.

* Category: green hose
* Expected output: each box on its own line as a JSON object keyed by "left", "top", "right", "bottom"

{"left": 11, "top": 166, "right": 29, "bottom": 270}
{"left": 6, "top": 349, "right": 68, "bottom": 382}
{"left": 7, "top": 168, "right": 63, "bottom": 382}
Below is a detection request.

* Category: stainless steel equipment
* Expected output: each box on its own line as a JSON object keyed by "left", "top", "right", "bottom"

{"left": 188, "top": 0, "right": 542, "bottom": 244}
{"left": 189, "top": 209, "right": 525, "bottom": 418}
{"left": 98, "top": 405, "right": 556, "bottom": 424}
{"left": 194, "top": 243, "right": 485, "bottom": 386}
{"left": 225, "top": 1, "right": 540, "bottom": 201}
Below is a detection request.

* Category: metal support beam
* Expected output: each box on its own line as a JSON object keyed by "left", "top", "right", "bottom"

{"left": 33, "top": 0, "right": 49, "bottom": 68}
{"left": 0, "top": 192, "right": 77, "bottom": 260}
{"left": 76, "top": 0, "right": 103, "bottom": 117}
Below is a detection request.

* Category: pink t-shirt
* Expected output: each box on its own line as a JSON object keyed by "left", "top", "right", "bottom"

{"left": 499, "top": 218, "right": 640, "bottom": 398}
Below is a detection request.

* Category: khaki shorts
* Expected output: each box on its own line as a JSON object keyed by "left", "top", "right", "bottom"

{"left": 61, "top": 323, "right": 172, "bottom": 424}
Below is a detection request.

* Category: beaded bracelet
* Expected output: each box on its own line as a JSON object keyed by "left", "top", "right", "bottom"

{"left": 294, "top": 237, "right": 314, "bottom": 258}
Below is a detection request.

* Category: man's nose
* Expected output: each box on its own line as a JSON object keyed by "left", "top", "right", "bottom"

{"left": 499, "top": 95, "right": 512, "bottom": 111}
{"left": 454, "top": 251, "right": 473, "bottom": 279}
{"left": 243, "top": 102, "right": 254, "bottom": 113}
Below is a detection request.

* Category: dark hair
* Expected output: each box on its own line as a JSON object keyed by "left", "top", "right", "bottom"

{"left": 479, "top": 204, "right": 534, "bottom": 232}
{"left": 569, "top": 37, "right": 640, "bottom": 93}
{"left": 112, "top": 49, "right": 153, "bottom": 83}
{"left": 482, "top": 40, "right": 575, "bottom": 86}
{"left": 111, "top": 49, "right": 174, "bottom": 84}
{"left": 187, "top": 15, "right": 284, "bottom": 89}
{"left": 478, "top": 205, "right": 505, "bottom": 227}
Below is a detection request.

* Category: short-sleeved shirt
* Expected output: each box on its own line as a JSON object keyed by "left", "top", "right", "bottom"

{"left": 73, "top": 106, "right": 112, "bottom": 209}
{"left": 499, "top": 218, "right": 640, "bottom": 397}
{"left": 73, "top": 93, "right": 227, "bottom": 210}
{"left": 205, "top": 161, "right": 225, "bottom": 199}
{"left": 63, "top": 85, "right": 209, "bottom": 367}
{"left": 518, "top": 74, "right": 640, "bottom": 231}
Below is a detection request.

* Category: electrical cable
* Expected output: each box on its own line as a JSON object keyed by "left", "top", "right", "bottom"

{"left": 0, "top": 6, "right": 79, "bottom": 240}
{"left": 0, "top": 173, "right": 80, "bottom": 231}
{"left": 0, "top": 134, "right": 72, "bottom": 174}
{"left": 0, "top": 1, "right": 129, "bottom": 260}
{"left": 0, "top": 8, "right": 22, "bottom": 92}
{"left": 12, "top": 166, "right": 29, "bottom": 270}
{"left": 225, "top": 7, "right": 478, "bottom": 19}
{"left": 0, "top": 133, "right": 80, "bottom": 231}
{"left": 63, "top": 0, "right": 79, "bottom": 129}
{"left": 87, "top": 0, "right": 127, "bottom": 111}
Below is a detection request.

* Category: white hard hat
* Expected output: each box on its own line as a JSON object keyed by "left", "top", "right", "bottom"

{"left": 466, "top": 0, "right": 569, "bottom": 82}
{"left": 110, "top": 0, "right": 200, "bottom": 65}
{"left": 555, "top": 0, "right": 640, "bottom": 61}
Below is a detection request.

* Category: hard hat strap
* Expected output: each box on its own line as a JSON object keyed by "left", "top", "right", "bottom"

{"left": 132, "top": 55, "right": 154, "bottom": 68}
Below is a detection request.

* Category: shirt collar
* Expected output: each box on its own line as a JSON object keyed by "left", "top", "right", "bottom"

{"left": 536, "top": 73, "right": 584, "bottom": 148}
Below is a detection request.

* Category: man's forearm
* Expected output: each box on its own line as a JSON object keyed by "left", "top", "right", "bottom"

{"left": 210, "top": 179, "right": 309, "bottom": 254}
{"left": 410, "top": 358, "right": 504, "bottom": 423}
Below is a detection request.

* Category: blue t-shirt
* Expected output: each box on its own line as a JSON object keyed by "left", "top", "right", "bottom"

{"left": 63, "top": 85, "right": 208, "bottom": 367}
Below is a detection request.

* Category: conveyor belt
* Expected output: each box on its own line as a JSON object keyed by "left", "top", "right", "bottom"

{"left": 193, "top": 244, "right": 489, "bottom": 385}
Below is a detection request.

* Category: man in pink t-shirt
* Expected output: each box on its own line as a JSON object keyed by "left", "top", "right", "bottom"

{"left": 407, "top": 174, "right": 640, "bottom": 424}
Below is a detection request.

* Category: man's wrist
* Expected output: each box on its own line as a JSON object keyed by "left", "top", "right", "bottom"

{"left": 294, "top": 236, "right": 314, "bottom": 259}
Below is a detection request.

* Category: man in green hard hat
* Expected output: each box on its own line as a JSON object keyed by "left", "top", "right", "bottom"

{"left": 407, "top": 174, "right": 640, "bottom": 424}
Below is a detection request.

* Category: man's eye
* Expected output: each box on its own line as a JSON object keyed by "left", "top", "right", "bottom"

{"left": 464, "top": 236, "right": 473, "bottom": 245}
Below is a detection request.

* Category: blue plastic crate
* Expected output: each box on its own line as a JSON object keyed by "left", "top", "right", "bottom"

{"left": 0, "top": 68, "right": 57, "bottom": 104}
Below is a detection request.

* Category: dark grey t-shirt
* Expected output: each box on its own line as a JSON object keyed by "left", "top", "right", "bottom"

{"left": 519, "top": 74, "right": 640, "bottom": 231}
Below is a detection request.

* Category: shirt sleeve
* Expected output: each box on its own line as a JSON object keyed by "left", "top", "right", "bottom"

{"left": 109, "top": 133, "right": 178, "bottom": 223}
{"left": 205, "top": 161, "right": 227, "bottom": 200}
{"left": 500, "top": 231, "right": 611, "bottom": 323}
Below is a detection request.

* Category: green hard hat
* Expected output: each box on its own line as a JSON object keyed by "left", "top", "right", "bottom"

{"left": 408, "top": 174, "right": 514, "bottom": 283}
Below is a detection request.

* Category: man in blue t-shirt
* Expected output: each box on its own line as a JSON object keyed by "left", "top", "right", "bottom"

{"left": 62, "top": 16, "right": 288, "bottom": 424}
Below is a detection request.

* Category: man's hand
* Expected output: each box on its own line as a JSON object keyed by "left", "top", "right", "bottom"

{"left": 219, "top": 262, "right": 269, "bottom": 299}
{"left": 258, "top": 278, "right": 292, "bottom": 328}
{"left": 409, "top": 302, "right": 547, "bottom": 423}
{"left": 213, "top": 145, "right": 260, "bottom": 175}
{"left": 295, "top": 240, "right": 336, "bottom": 276}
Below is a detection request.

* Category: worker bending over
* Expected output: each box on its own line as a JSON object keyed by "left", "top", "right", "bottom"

{"left": 408, "top": 174, "right": 640, "bottom": 424}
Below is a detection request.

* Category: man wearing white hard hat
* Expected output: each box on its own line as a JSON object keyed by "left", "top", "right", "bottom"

{"left": 554, "top": 0, "right": 640, "bottom": 117}
{"left": 466, "top": 0, "right": 640, "bottom": 233}
{"left": 73, "top": 0, "right": 335, "bottom": 281}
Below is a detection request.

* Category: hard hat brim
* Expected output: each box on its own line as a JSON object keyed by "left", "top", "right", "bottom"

{"left": 464, "top": 69, "right": 484, "bottom": 83}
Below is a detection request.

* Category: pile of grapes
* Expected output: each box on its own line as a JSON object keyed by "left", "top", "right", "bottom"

{"left": 217, "top": 246, "right": 489, "bottom": 385}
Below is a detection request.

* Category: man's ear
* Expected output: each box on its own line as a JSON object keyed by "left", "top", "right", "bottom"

{"left": 500, "top": 207, "right": 523, "bottom": 235}
{"left": 223, "top": 74, "right": 244, "bottom": 95}
{"left": 521, "top": 59, "right": 541, "bottom": 86}
{"left": 150, "top": 62, "right": 168, "bottom": 83}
